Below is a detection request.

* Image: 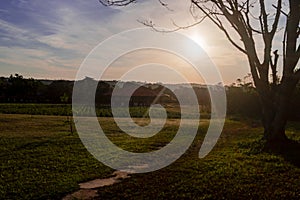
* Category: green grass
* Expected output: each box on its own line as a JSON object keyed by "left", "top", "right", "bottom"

{"left": 96, "top": 120, "right": 300, "bottom": 199}
{"left": 0, "top": 114, "right": 113, "bottom": 199}
{"left": 0, "top": 103, "right": 73, "bottom": 116}
{"left": 0, "top": 103, "right": 212, "bottom": 119}
{"left": 0, "top": 114, "right": 299, "bottom": 199}
{"left": 0, "top": 103, "right": 177, "bottom": 118}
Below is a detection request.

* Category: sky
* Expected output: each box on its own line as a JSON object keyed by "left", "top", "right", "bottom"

{"left": 0, "top": 0, "right": 285, "bottom": 84}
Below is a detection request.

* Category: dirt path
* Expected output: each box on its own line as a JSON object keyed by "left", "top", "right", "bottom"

{"left": 62, "top": 171, "right": 130, "bottom": 200}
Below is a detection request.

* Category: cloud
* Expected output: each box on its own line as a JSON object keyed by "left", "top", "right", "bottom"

{"left": 0, "top": 0, "right": 234, "bottom": 82}
{"left": 0, "top": 0, "right": 116, "bottom": 79}
{"left": 0, "top": 0, "right": 278, "bottom": 84}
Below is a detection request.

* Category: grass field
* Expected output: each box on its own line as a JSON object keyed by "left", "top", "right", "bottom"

{"left": 0, "top": 103, "right": 213, "bottom": 119}
{"left": 0, "top": 113, "right": 299, "bottom": 199}
{"left": 0, "top": 103, "right": 182, "bottom": 118}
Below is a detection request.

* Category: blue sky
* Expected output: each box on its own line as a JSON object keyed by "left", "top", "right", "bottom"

{"left": 0, "top": 0, "right": 123, "bottom": 79}
{"left": 0, "top": 0, "right": 282, "bottom": 84}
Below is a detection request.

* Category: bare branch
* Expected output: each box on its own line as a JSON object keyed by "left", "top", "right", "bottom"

{"left": 158, "top": 0, "right": 173, "bottom": 11}
{"left": 297, "top": 44, "right": 300, "bottom": 61}
{"left": 137, "top": 15, "right": 207, "bottom": 33}
{"left": 99, "top": 0, "right": 173, "bottom": 11}
{"left": 99, "top": 0, "right": 136, "bottom": 6}
{"left": 284, "top": 0, "right": 300, "bottom": 75}
{"left": 270, "top": 50, "right": 279, "bottom": 84}
{"left": 283, "top": 21, "right": 287, "bottom": 64}
{"left": 272, "top": 4, "right": 288, "bottom": 17}
{"left": 191, "top": 0, "right": 247, "bottom": 54}
{"left": 259, "top": 0, "right": 269, "bottom": 33}
{"left": 270, "top": 1, "right": 282, "bottom": 37}
{"left": 243, "top": 0, "right": 262, "bottom": 34}
{"left": 296, "top": 69, "right": 300, "bottom": 80}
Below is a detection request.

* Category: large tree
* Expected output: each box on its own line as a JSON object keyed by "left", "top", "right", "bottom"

{"left": 99, "top": 0, "right": 300, "bottom": 143}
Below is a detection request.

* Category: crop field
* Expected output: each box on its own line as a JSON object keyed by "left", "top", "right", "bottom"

{"left": 0, "top": 111, "right": 300, "bottom": 199}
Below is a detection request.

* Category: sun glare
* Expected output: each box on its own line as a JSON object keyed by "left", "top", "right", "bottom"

{"left": 189, "top": 33, "right": 207, "bottom": 48}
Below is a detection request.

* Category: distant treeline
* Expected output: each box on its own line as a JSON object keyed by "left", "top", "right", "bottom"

{"left": 0, "top": 74, "right": 299, "bottom": 119}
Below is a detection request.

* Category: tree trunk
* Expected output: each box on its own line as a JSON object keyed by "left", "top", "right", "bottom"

{"left": 261, "top": 100, "right": 288, "bottom": 142}
{"left": 260, "top": 78, "right": 298, "bottom": 143}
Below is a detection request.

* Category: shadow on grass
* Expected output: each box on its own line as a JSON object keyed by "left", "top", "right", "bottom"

{"left": 240, "top": 138, "right": 300, "bottom": 167}
{"left": 264, "top": 139, "right": 300, "bottom": 168}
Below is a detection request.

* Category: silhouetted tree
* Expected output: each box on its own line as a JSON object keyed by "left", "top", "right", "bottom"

{"left": 99, "top": 0, "right": 300, "bottom": 144}
{"left": 7, "top": 74, "right": 40, "bottom": 102}
{"left": 46, "top": 80, "right": 73, "bottom": 103}
{"left": 0, "top": 77, "right": 8, "bottom": 102}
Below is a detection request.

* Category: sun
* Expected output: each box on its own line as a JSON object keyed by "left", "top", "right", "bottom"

{"left": 189, "top": 33, "right": 207, "bottom": 48}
